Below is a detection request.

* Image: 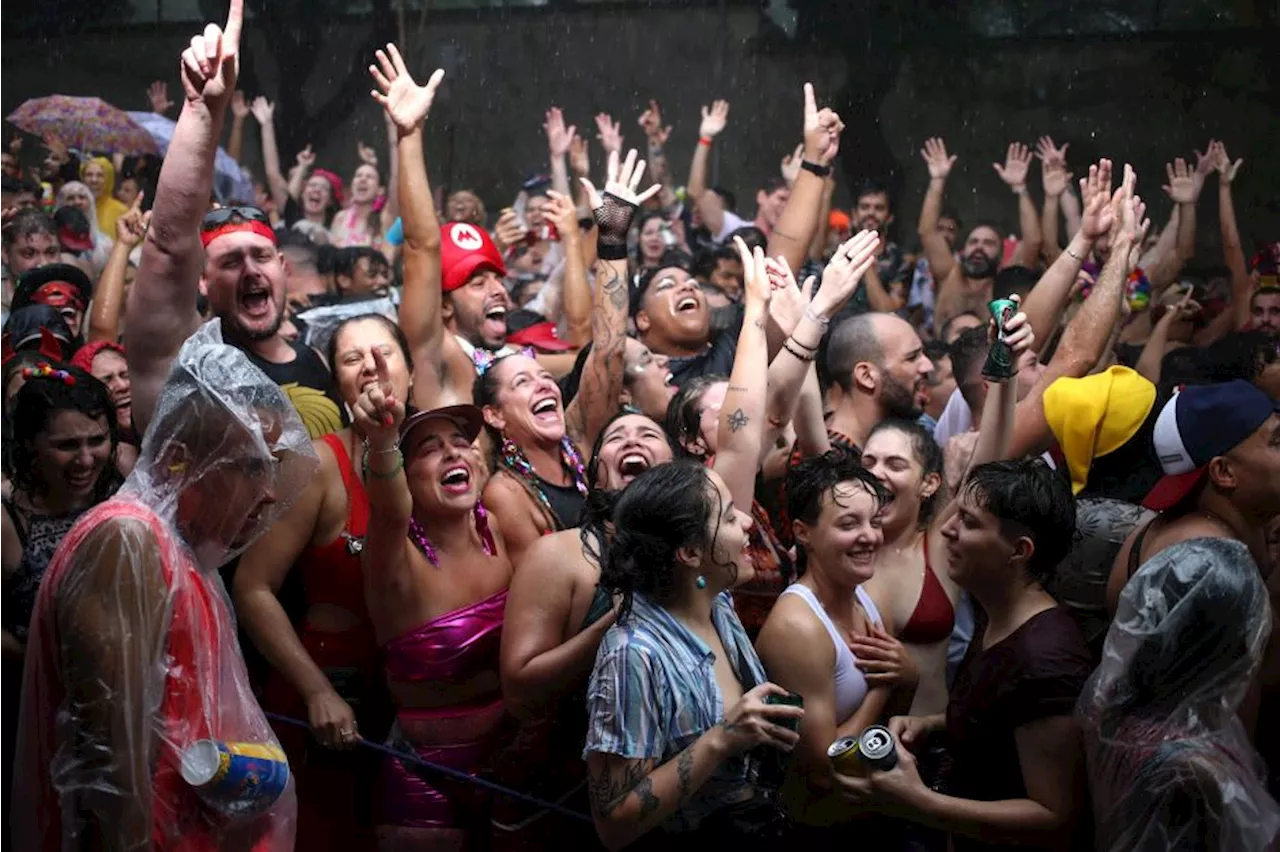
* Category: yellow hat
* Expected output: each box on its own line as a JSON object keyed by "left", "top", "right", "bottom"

{"left": 1043, "top": 366, "right": 1157, "bottom": 494}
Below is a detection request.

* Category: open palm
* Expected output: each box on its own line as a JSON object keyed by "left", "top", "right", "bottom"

{"left": 370, "top": 43, "right": 444, "bottom": 137}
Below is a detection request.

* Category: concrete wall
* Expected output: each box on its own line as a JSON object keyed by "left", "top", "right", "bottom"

{"left": 4, "top": 7, "right": 1274, "bottom": 252}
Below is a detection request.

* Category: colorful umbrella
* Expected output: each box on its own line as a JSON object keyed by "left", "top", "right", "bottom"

{"left": 126, "top": 111, "right": 255, "bottom": 203}
{"left": 7, "top": 95, "right": 159, "bottom": 156}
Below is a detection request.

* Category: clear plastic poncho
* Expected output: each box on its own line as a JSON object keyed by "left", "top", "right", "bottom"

{"left": 1077, "top": 537, "right": 1280, "bottom": 852}
{"left": 13, "top": 320, "right": 318, "bottom": 851}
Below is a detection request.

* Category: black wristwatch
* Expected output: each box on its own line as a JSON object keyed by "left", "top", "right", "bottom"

{"left": 801, "top": 160, "right": 832, "bottom": 178}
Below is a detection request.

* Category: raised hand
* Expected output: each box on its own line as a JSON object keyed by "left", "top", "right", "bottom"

{"left": 178, "top": 0, "right": 243, "bottom": 106}
{"left": 351, "top": 348, "right": 404, "bottom": 449}
{"left": 147, "top": 80, "right": 175, "bottom": 115}
{"left": 542, "top": 190, "right": 579, "bottom": 237}
{"left": 1079, "top": 159, "right": 1114, "bottom": 240}
{"left": 1211, "top": 140, "right": 1243, "bottom": 184}
{"left": 1162, "top": 157, "right": 1198, "bottom": 204}
{"left": 580, "top": 148, "right": 660, "bottom": 250}
{"left": 369, "top": 43, "right": 445, "bottom": 137}
{"left": 802, "top": 83, "right": 843, "bottom": 166}
{"left": 249, "top": 95, "right": 274, "bottom": 124}
{"left": 594, "top": 113, "right": 623, "bottom": 155}
{"left": 780, "top": 143, "right": 804, "bottom": 186}
{"left": 990, "top": 293, "right": 1034, "bottom": 358}
{"left": 493, "top": 209, "right": 527, "bottom": 252}
{"left": 921, "top": 137, "right": 956, "bottom": 180}
{"left": 115, "top": 191, "right": 152, "bottom": 248}
{"left": 763, "top": 254, "right": 814, "bottom": 335}
{"left": 543, "top": 106, "right": 576, "bottom": 157}
{"left": 1120, "top": 193, "right": 1150, "bottom": 270}
{"left": 1036, "top": 135, "right": 1072, "bottom": 197}
{"left": 357, "top": 141, "right": 378, "bottom": 167}
{"left": 734, "top": 237, "right": 775, "bottom": 314}
{"left": 230, "top": 90, "right": 249, "bottom": 119}
{"left": 1108, "top": 162, "right": 1138, "bottom": 246}
{"left": 699, "top": 100, "right": 730, "bottom": 139}
{"left": 1191, "top": 143, "right": 1216, "bottom": 197}
{"left": 295, "top": 144, "right": 316, "bottom": 171}
{"left": 993, "top": 142, "right": 1033, "bottom": 190}
{"left": 811, "top": 229, "right": 881, "bottom": 318}
{"left": 638, "top": 99, "right": 672, "bottom": 146}
{"left": 567, "top": 134, "right": 590, "bottom": 179}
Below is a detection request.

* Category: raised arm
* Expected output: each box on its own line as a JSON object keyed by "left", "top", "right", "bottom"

{"left": 764, "top": 231, "right": 880, "bottom": 458}
{"left": 1212, "top": 142, "right": 1251, "bottom": 330}
{"left": 637, "top": 100, "right": 676, "bottom": 210}
{"left": 227, "top": 91, "right": 249, "bottom": 162}
{"left": 544, "top": 107, "right": 576, "bottom": 201}
{"left": 548, "top": 195, "right": 592, "bottom": 348}
{"left": 1135, "top": 290, "right": 1198, "bottom": 385}
{"left": 1009, "top": 171, "right": 1147, "bottom": 459}
{"left": 1019, "top": 159, "right": 1113, "bottom": 347}
{"left": 563, "top": 149, "right": 655, "bottom": 452}
{"left": 370, "top": 44, "right": 448, "bottom": 410}
{"left": 249, "top": 97, "right": 289, "bottom": 211}
{"left": 379, "top": 113, "right": 400, "bottom": 233}
{"left": 355, "top": 350, "right": 414, "bottom": 598}
{"left": 966, "top": 300, "right": 1033, "bottom": 475}
{"left": 687, "top": 100, "right": 729, "bottom": 233}
{"left": 88, "top": 193, "right": 150, "bottom": 343}
{"left": 768, "top": 83, "right": 844, "bottom": 276}
{"left": 918, "top": 137, "right": 959, "bottom": 283}
{"left": 1035, "top": 136, "right": 1072, "bottom": 264}
{"left": 128, "top": 0, "right": 243, "bottom": 435}
{"left": 710, "top": 238, "right": 773, "bottom": 511}
{"left": 1146, "top": 155, "right": 1205, "bottom": 296}
{"left": 994, "top": 142, "right": 1042, "bottom": 268}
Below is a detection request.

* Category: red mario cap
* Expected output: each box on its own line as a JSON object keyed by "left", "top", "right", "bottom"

{"left": 441, "top": 222, "right": 505, "bottom": 292}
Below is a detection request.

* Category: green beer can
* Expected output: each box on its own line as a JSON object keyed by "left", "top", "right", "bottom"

{"left": 981, "top": 298, "right": 1017, "bottom": 380}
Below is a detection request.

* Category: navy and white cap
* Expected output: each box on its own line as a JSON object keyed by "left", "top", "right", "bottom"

{"left": 1142, "top": 380, "right": 1279, "bottom": 510}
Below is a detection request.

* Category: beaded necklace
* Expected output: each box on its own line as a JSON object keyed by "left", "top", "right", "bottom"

{"left": 408, "top": 503, "right": 496, "bottom": 566}
{"left": 500, "top": 434, "right": 588, "bottom": 522}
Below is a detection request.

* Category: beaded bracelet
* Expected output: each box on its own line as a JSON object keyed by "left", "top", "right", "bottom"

{"left": 783, "top": 340, "right": 816, "bottom": 362}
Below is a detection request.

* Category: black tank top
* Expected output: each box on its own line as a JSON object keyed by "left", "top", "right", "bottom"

{"left": 537, "top": 476, "right": 585, "bottom": 530}
{"left": 241, "top": 340, "right": 348, "bottom": 439}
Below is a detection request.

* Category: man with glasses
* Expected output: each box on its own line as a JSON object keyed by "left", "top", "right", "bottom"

{"left": 124, "top": 1, "right": 344, "bottom": 440}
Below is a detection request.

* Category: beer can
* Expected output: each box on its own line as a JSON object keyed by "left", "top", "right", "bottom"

{"left": 764, "top": 691, "right": 805, "bottom": 733}
{"left": 980, "top": 297, "right": 1018, "bottom": 380}
{"left": 827, "top": 735, "right": 863, "bottom": 774}
{"left": 857, "top": 725, "right": 899, "bottom": 771}
{"left": 180, "top": 739, "right": 290, "bottom": 814}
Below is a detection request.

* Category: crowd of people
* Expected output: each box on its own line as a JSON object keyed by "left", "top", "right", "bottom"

{"left": 3, "top": 2, "right": 1280, "bottom": 850}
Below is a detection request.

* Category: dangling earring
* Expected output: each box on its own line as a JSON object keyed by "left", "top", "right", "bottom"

{"left": 695, "top": 575, "right": 707, "bottom": 589}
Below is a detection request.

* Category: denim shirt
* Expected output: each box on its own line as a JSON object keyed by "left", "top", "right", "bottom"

{"left": 584, "top": 590, "right": 766, "bottom": 831}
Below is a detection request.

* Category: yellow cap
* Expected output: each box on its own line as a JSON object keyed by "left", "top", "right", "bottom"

{"left": 1043, "top": 365, "right": 1156, "bottom": 494}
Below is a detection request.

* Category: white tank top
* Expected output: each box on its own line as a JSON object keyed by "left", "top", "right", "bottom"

{"left": 780, "top": 583, "right": 883, "bottom": 724}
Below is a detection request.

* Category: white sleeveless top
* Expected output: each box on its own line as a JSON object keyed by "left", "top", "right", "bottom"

{"left": 780, "top": 583, "right": 883, "bottom": 724}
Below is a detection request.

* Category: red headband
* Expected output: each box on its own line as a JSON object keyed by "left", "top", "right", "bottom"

{"left": 200, "top": 220, "right": 278, "bottom": 248}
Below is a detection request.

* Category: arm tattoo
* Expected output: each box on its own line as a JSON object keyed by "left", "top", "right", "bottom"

{"left": 588, "top": 758, "right": 655, "bottom": 819}
{"left": 675, "top": 748, "right": 694, "bottom": 804}
{"left": 727, "top": 408, "right": 749, "bottom": 433}
{"left": 635, "top": 776, "right": 661, "bottom": 821}
{"left": 602, "top": 266, "right": 628, "bottom": 312}
{"left": 727, "top": 385, "right": 749, "bottom": 393}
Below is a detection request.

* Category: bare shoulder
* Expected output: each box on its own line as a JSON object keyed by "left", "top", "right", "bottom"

{"left": 757, "top": 591, "right": 831, "bottom": 656}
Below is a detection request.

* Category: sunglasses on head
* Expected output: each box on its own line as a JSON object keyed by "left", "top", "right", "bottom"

{"left": 201, "top": 206, "right": 270, "bottom": 231}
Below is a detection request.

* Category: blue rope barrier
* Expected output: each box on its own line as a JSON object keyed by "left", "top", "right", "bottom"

{"left": 265, "top": 711, "right": 593, "bottom": 824}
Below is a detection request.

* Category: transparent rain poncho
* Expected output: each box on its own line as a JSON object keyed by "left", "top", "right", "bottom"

{"left": 1077, "top": 537, "right": 1280, "bottom": 852}
{"left": 13, "top": 320, "right": 318, "bottom": 851}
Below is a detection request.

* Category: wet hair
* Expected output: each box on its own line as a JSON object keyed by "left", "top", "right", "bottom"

{"left": 709, "top": 186, "right": 737, "bottom": 212}
{"left": 7, "top": 365, "right": 119, "bottom": 502}
{"left": 786, "top": 447, "right": 889, "bottom": 528}
{"left": 941, "top": 311, "right": 985, "bottom": 344}
{"left": 993, "top": 265, "right": 1040, "bottom": 301}
{"left": 2, "top": 207, "right": 56, "bottom": 248}
{"left": 632, "top": 255, "right": 696, "bottom": 318}
{"left": 664, "top": 374, "right": 723, "bottom": 460}
{"left": 854, "top": 179, "right": 893, "bottom": 212}
{"left": 825, "top": 313, "right": 883, "bottom": 394}
{"left": 725, "top": 226, "right": 766, "bottom": 254}
{"left": 693, "top": 245, "right": 740, "bottom": 282}
{"left": 923, "top": 339, "right": 951, "bottom": 376}
{"left": 326, "top": 313, "right": 411, "bottom": 377}
{"left": 960, "top": 458, "right": 1076, "bottom": 587}
{"left": 867, "top": 417, "right": 945, "bottom": 525}
{"left": 948, "top": 325, "right": 990, "bottom": 407}
{"left": 4, "top": 352, "right": 66, "bottom": 407}
{"left": 1196, "top": 330, "right": 1278, "bottom": 385}
{"left": 585, "top": 408, "right": 671, "bottom": 489}
{"left": 332, "top": 246, "right": 388, "bottom": 291}
{"left": 581, "top": 460, "right": 722, "bottom": 622}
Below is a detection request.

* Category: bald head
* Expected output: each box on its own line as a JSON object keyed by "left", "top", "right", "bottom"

{"left": 827, "top": 312, "right": 932, "bottom": 417}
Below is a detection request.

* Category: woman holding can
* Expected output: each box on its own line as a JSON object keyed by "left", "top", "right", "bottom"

{"left": 754, "top": 449, "right": 913, "bottom": 842}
